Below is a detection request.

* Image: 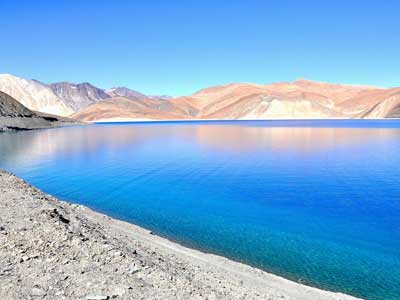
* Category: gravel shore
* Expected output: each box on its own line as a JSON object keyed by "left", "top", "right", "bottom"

{"left": 0, "top": 169, "right": 358, "bottom": 300}
{"left": 0, "top": 116, "right": 78, "bottom": 132}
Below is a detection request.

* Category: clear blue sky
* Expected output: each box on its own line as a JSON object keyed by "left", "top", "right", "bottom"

{"left": 1, "top": 0, "right": 399, "bottom": 95}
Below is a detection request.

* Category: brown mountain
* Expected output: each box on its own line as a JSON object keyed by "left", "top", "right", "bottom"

{"left": 72, "top": 97, "right": 189, "bottom": 121}
{"left": 73, "top": 79, "right": 400, "bottom": 121}
{"left": 1, "top": 74, "right": 399, "bottom": 121}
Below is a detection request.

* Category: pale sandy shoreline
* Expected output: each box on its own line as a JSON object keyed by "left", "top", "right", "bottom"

{"left": 0, "top": 169, "right": 360, "bottom": 300}
{"left": 89, "top": 117, "right": 400, "bottom": 123}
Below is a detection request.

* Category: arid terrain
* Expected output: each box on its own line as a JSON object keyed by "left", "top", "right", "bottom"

{"left": 1, "top": 74, "right": 399, "bottom": 121}
{"left": 0, "top": 169, "right": 358, "bottom": 300}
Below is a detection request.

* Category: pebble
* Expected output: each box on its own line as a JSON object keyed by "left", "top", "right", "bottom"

{"left": 85, "top": 295, "right": 109, "bottom": 300}
{"left": 31, "top": 287, "right": 46, "bottom": 297}
{"left": 127, "top": 265, "right": 141, "bottom": 274}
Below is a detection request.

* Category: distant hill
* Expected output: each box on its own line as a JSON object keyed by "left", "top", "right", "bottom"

{"left": 72, "top": 96, "right": 189, "bottom": 121}
{"left": 49, "top": 82, "right": 110, "bottom": 112}
{"left": 0, "top": 91, "right": 77, "bottom": 131}
{"left": 105, "top": 87, "right": 172, "bottom": 101}
{"left": 105, "top": 87, "right": 147, "bottom": 99}
{"left": 148, "top": 95, "right": 172, "bottom": 100}
{"left": 74, "top": 79, "right": 400, "bottom": 121}
{"left": 1, "top": 73, "right": 399, "bottom": 121}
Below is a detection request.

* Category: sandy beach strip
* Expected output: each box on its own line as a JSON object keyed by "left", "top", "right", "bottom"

{"left": 0, "top": 169, "right": 359, "bottom": 300}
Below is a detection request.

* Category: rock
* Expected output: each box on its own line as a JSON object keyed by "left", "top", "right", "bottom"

{"left": 31, "top": 287, "right": 46, "bottom": 297}
{"left": 85, "top": 295, "right": 109, "bottom": 300}
{"left": 127, "top": 265, "right": 141, "bottom": 274}
{"left": 20, "top": 255, "right": 29, "bottom": 263}
{"left": 47, "top": 208, "right": 70, "bottom": 224}
{"left": 58, "top": 214, "right": 70, "bottom": 224}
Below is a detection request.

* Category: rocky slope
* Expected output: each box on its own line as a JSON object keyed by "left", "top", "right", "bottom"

{"left": 0, "top": 169, "right": 357, "bottom": 300}
{"left": 0, "top": 74, "right": 172, "bottom": 117}
{"left": 75, "top": 79, "right": 400, "bottom": 121}
{"left": 0, "top": 91, "right": 77, "bottom": 131}
{"left": 50, "top": 82, "right": 110, "bottom": 112}
{"left": 387, "top": 104, "right": 400, "bottom": 118}
{"left": 0, "top": 74, "right": 73, "bottom": 117}
{"left": 0, "top": 91, "right": 34, "bottom": 118}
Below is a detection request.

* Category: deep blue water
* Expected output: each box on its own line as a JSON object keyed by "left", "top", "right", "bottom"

{"left": 1, "top": 120, "right": 400, "bottom": 300}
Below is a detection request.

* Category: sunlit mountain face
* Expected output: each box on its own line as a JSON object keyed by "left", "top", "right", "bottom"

{"left": 1, "top": 74, "right": 400, "bottom": 121}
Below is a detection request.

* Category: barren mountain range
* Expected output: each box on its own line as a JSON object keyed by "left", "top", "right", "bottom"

{"left": 0, "top": 74, "right": 151, "bottom": 117}
{"left": 1, "top": 74, "right": 399, "bottom": 121}
{"left": 49, "top": 82, "right": 110, "bottom": 112}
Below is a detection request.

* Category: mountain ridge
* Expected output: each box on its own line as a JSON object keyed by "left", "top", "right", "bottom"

{"left": 0, "top": 74, "right": 168, "bottom": 117}
{"left": 1, "top": 73, "right": 399, "bottom": 121}
{"left": 49, "top": 81, "right": 110, "bottom": 112}
{"left": 77, "top": 79, "right": 399, "bottom": 121}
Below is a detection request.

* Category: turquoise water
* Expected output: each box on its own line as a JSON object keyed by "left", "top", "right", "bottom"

{"left": 1, "top": 120, "right": 400, "bottom": 300}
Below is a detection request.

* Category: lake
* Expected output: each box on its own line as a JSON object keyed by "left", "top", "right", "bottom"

{"left": 1, "top": 120, "right": 399, "bottom": 300}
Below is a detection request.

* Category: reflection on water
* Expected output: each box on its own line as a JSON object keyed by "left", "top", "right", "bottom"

{"left": 1, "top": 120, "right": 400, "bottom": 300}
{"left": 195, "top": 125, "right": 400, "bottom": 152}
{"left": 1, "top": 121, "right": 400, "bottom": 165}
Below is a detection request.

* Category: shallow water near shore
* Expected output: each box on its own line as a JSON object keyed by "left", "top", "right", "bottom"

{"left": 1, "top": 120, "right": 400, "bottom": 300}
